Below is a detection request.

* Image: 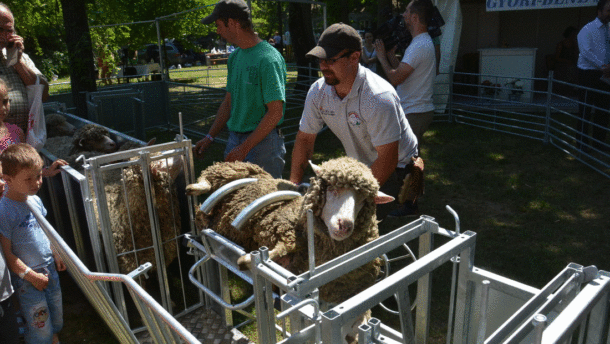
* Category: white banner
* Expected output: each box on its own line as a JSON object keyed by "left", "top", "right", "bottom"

{"left": 486, "top": 0, "right": 597, "bottom": 12}
{"left": 433, "top": 0, "right": 463, "bottom": 113}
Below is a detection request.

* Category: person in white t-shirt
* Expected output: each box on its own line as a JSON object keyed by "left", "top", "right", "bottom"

{"left": 375, "top": 0, "right": 436, "bottom": 155}
{"left": 290, "top": 23, "right": 422, "bottom": 219}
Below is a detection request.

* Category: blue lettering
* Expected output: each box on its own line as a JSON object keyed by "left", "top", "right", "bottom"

{"left": 497, "top": 0, "right": 505, "bottom": 7}
{"left": 542, "top": 0, "right": 553, "bottom": 5}
{"left": 520, "top": 0, "right": 531, "bottom": 6}
{"left": 487, "top": 0, "right": 498, "bottom": 8}
{"left": 576, "top": 0, "right": 588, "bottom": 3}
{"left": 508, "top": 0, "right": 520, "bottom": 7}
{"left": 554, "top": 0, "right": 564, "bottom": 4}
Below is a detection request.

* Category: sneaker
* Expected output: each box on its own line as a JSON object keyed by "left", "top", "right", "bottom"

{"left": 387, "top": 202, "right": 419, "bottom": 218}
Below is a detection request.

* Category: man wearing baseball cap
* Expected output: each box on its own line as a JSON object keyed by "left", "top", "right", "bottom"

{"left": 289, "top": 23, "right": 422, "bottom": 219}
{"left": 195, "top": 0, "right": 287, "bottom": 178}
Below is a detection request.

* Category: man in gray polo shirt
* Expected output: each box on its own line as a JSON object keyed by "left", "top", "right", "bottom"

{"left": 290, "top": 23, "right": 422, "bottom": 218}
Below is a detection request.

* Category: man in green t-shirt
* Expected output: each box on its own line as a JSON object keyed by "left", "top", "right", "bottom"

{"left": 195, "top": 0, "right": 287, "bottom": 178}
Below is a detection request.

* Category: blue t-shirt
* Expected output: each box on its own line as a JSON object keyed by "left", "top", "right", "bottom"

{"left": 0, "top": 196, "right": 52, "bottom": 270}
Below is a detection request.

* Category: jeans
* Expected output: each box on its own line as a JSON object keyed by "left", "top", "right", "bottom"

{"left": 225, "top": 129, "right": 286, "bottom": 179}
{"left": 13, "top": 263, "right": 63, "bottom": 344}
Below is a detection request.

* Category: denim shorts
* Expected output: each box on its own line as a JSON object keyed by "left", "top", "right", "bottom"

{"left": 13, "top": 263, "right": 63, "bottom": 344}
{"left": 225, "top": 129, "right": 286, "bottom": 178}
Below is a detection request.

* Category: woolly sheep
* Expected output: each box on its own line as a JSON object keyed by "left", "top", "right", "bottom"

{"left": 70, "top": 124, "right": 117, "bottom": 155}
{"left": 187, "top": 158, "right": 393, "bottom": 327}
{"left": 46, "top": 113, "right": 76, "bottom": 138}
{"left": 104, "top": 156, "right": 184, "bottom": 275}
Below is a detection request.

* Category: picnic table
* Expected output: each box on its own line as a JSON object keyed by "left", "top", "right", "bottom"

{"left": 116, "top": 63, "right": 161, "bottom": 83}
{"left": 205, "top": 52, "right": 230, "bottom": 66}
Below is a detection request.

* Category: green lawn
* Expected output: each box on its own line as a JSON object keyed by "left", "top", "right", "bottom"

{"left": 49, "top": 64, "right": 300, "bottom": 95}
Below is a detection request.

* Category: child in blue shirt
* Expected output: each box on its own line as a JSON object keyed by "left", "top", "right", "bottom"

{"left": 0, "top": 143, "right": 67, "bottom": 344}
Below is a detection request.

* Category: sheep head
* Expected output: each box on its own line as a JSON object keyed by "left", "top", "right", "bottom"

{"left": 306, "top": 157, "right": 393, "bottom": 242}
{"left": 72, "top": 124, "right": 117, "bottom": 154}
{"left": 46, "top": 113, "right": 76, "bottom": 137}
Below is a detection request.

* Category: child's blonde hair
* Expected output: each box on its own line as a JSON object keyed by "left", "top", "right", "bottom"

{"left": 0, "top": 143, "right": 43, "bottom": 177}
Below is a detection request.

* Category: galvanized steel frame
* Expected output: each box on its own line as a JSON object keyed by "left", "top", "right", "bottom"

{"left": 27, "top": 198, "right": 201, "bottom": 344}
{"left": 82, "top": 139, "right": 201, "bottom": 326}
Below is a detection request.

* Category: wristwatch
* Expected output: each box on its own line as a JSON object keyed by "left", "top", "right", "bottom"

{"left": 19, "top": 267, "right": 31, "bottom": 279}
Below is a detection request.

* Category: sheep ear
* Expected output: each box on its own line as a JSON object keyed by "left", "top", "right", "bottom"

{"left": 146, "top": 138, "right": 157, "bottom": 146}
{"left": 78, "top": 138, "right": 85, "bottom": 147}
{"left": 374, "top": 191, "right": 394, "bottom": 204}
{"left": 309, "top": 160, "right": 322, "bottom": 176}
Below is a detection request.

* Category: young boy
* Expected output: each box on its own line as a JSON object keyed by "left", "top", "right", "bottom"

{"left": 0, "top": 143, "right": 67, "bottom": 344}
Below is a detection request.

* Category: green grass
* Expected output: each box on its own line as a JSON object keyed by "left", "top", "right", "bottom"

{"left": 49, "top": 65, "right": 299, "bottom": 95}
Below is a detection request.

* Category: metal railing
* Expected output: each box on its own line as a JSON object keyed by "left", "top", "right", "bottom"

{"left": 446, "top": 69, "right": 610, "bottom": 179}
{"left": 27, "top": 197, "right": 201, "bottom": 344}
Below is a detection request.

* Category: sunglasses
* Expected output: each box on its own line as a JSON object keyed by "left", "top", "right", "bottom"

{"left": 315, "top": 51, "right": 353, "bottom": 65}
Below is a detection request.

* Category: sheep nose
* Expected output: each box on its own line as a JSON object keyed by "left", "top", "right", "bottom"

{"left": 337, "top": 218, "right": 353, "bottom": 233}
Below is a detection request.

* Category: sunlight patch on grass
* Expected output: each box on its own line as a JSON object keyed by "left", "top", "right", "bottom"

{"left": 528, "top": 199, "right": 551, "bottom": 211}
{"left": 425, "top": 172, "right": 453, "bottom": 185}
{"left": 557, "top": 212, "right": 577, "bottom": 222}
{"left": 487, "top": 152, "right": 505, "bottom": 161}
{"left": 579, "top": 208, "right": 600, "bottom": 220}
{"left": 544, "top": 245, "right": 562, "bottom": 254}
{"left": 483, "top": 217, "right": 520, "bottom": 229}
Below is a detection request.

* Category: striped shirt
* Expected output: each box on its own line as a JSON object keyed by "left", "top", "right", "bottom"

{"left": 0, "top": 51, "right": 47, "bottom": 133}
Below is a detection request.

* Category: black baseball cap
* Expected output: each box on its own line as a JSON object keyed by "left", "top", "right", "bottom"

{"left": 201, "top": 0, "right": 250, "bottom": 25}
{"left": 306, "top": 23, "right": 362, "bottom": 59}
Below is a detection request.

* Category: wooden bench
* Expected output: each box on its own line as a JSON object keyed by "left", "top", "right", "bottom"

{"left": 206, "top": 53, "right": 230, "bottom": 66}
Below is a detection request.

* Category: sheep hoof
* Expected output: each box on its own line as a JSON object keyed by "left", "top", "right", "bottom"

{"left": 237, "top": 254, "right": 252, "bottom": 271}
{"left": 185, "top": 180, "right": 211, "bottom": 196}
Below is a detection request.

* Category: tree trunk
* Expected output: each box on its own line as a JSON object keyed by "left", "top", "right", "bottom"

{"left": 60, "top": 0, "right": 97, "bottom": 118}
{"left": 288, "top": 2, "right": 316, "bottom": 97}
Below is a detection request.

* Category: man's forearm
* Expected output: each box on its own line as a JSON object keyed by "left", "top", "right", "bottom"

{"left": 371, "top": 158, "right": 397, "bottom": 187}
{"left": 14, "top": 60, "right": 50, "bottom": 100}
{"left": 290, "top": 131, "right": 316, "bottom": 184}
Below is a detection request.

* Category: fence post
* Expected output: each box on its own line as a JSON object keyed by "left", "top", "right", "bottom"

{"left": 449, "top": 65, "right": 454, "bottom": 123}
{"left": 545, "top": 71, "right": 554, "bottom": 144}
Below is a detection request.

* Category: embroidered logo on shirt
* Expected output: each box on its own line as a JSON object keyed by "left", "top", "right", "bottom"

{"left": 319, "top": 105, "right": 335, "bottom": 116}
{"left": 347, "top": 112, "right": 362, "bottom": 126}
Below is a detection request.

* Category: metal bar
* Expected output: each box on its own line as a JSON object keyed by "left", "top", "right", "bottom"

{"left": 476, "top": 280, "right": 491, "bottom": 344}
{"left": 231, "top": 191, "right": 301, "bottom": 230}
{"left": 484, "top": 264, "right": 581, "bottom": 344}
{"left": 307, "top": 209, "right": 316, "bottom": 275}
{"left": 415, "top": 219, "right": 434, "bottom": 344}
{"left": 295, "top": 218, "right": 432, "bottom": 297}
{"left": 252, "top": 251, "right": 277, "bottom": 344}
{"left": 542, "top": 273, "right": 610, "bottom": 344}
{"left": 502, "top": 271, "right": 583, "bottom": 344}
{"left": 321, "top": 232, "right": 477, "bottom": 344}
{"left": 199, "top": 178, "right": 259, "bottom": 215}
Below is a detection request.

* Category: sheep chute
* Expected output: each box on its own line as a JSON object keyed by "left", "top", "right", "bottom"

{"left": 83, "top": 140, "right": 199, "bottom": 327}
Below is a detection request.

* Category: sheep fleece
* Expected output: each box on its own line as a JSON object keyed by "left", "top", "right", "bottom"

{"left": 194, "top": 158, "right": 382, "bottom": 304}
